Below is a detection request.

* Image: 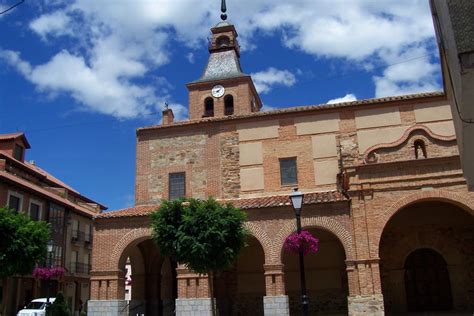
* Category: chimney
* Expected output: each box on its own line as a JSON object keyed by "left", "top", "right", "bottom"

{"left": 162, "top": 108, "right": 174, "bottom": 125}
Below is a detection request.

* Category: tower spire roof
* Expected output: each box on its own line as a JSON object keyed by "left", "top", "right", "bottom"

{"left": 221, "top": 0, "right": 227, "bottom": 21}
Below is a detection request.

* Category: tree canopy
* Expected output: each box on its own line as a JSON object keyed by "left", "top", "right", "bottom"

{"left": 151, "top": 198, "right": 248, "bottom": 274}
{"left": 0, "top": 207, "right": 50, "bottom": 278}
{"left": 46, "top": 292, "right": 70, "bottom": 316}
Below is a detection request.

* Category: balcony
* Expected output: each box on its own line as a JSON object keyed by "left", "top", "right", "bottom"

{"left": 84, "top": 232, "right": 92, "bottom": 244}
{"left": 71, "top": 230, "right": 84, "bottom": 243}
{"left": 71, "top": 230, "right": 92, "bottom": 245}
{"left": 69, "top": 262, "right": 91, "bottom": 274}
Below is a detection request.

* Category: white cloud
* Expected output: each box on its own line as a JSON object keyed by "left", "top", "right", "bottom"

{"left": 327, "top": 94, "right": 357, "bottom": 104}
{"left": 1, "top": 49, "right": 159, "bottom": 118}
{"left": 261, "top": 104, "right": 278, "bottom": 112}
{"left": 165, "top": 103, "right": 188, "bottom": 122}
{"left": 1, "top": 0, "right": 441, "bottom": 118}
{"left": 251, "top": 67, "right": 296, "bottom": 94}
{"left": 374, "top": 47, "right": 441, "bottom": 97}
{"left": 186, "top": 52, "right": 195, "bottom": 64}
{"left": 29, "top": 11, "right": 72, "bottom": 39}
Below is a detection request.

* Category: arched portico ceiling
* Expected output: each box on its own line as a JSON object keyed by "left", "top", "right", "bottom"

{"left": 376, "top": 189, "right": 474, "bottom": 251}
{"left": 274, "top": 216, "right": 354, "bottom": 263}
{"left": 110, "top": 227, "right": 153, "bottom": 271}
{"left": 243, "top": 222, "right": 272, "bottom": 264}
{"left": 107, "top": 224, "right": 271, "bottom": 271}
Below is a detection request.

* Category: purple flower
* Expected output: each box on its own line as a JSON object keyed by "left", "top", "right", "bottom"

{"left": 32, "top": 267, "right": 66, "bottom": 280}
{"left": 284, "top": 230, "right": 320, "bottom": 256}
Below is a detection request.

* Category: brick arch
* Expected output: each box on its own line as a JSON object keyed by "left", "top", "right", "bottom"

{"left": 376, "top": 190, "right": 474, "bottom": 252}
{"left": 274, "top": 217, "right": 354, "bottom": 264}
{"left": 110, "top": 227, "right": 153, "bottom": 270}
{"left": 243, "top": 221, "right": 273, "bottom": 264}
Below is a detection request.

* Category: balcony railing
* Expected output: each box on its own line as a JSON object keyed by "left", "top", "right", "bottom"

{"left": 71, "top": 230, "right": 92, "bottom": 244}
{"left": 84, "top": 232, "right": 92, "bottom": 244}
{"left": 69, "top": 262, "right": 91, "bottom": 274}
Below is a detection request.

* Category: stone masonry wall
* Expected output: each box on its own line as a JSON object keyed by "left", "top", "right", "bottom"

{"left": 220, "top": 130, "right": 240, "bottom": 198}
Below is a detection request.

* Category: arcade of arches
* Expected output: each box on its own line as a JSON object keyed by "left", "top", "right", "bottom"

{"left": 90, "top": 191, "right": 474, "bottom": 315}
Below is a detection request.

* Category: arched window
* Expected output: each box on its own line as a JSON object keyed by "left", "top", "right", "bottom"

{"left": 216, "top": 36, "right": 230, "bottom": 48}
{"left": 204, "top": 97, "right": 214, "bottom": 117}
{"left": 224, "top": 95, "right": 234, "bottom": 116}
{"left": 414, "top": 139, "right": 427, "bottom": 159}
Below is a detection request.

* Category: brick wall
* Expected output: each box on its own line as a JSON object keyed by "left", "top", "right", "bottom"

{"left": 93, "top": 94, "right": 474, "bottom": 314}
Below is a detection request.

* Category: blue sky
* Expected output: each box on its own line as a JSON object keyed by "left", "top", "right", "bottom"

{"left": 0, "top": 0, "right": 442, "bottom": 210}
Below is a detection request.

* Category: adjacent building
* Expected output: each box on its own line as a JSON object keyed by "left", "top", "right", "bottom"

{"left": 431, "top": 0, "right": 474, "bottom": 191}
{"left": 89, "top": 16, "right": 474, "bottom": 316}
{"left": 0, "top": 132, "right": 106, "bottom": 315}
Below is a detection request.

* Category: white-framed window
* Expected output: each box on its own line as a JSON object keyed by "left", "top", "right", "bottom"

{"left": 71, "top": 251, "right": 78, "bottom": 273}
{"left": 84, "top": 253, "right": 90, "bottom": 273}
{"left": 7, "top": 191, "right": 23, "bottom": 212}
{"left": 72, "top": 219, "right": 80, "bottom": 239}
{"left": 29, "top": 199, "right": 43, "bottom": 221}
{"left": 84, "top": 224, "right": 92, "bottom": 242}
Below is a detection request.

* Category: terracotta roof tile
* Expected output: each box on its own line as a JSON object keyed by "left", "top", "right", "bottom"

{"left": 0, "top": 132, "right": 24, "bottom": 140}
{"left": 25, "top": 161, "right": 80, "bottom": 194}
{"left": 0, "top": 132, "right": 31, "bottom": 148}
{"left": 224, "top": 191, "right": 346, "bottom": 209}
{"left": 137, "top": 91, "right": 444, "bottom": 132}
{"left": 95, "top": 205, "right": 158, "bottom": 218}
{"left": 0, "top": 152, "right": 106, "bottom": 209}
{"left": 95, "top": 191, "right": 347, "bottom": 219}
{"left": 0, "top": 170, "right": 98, "bottom": 217}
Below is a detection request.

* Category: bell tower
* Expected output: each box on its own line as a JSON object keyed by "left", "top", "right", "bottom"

{"left": 186, "top": 0, "right": 262, "bottom": 120}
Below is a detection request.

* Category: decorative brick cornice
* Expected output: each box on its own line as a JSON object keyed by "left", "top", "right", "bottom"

{"left": 137, "top": 92, "right": 445, "bottom": 133}
{"left": 363, "top": 124, "right": 456, "bottom": 163}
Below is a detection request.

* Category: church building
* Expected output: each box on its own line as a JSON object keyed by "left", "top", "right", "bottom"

{"left": 89, "top": 5, "right": 474, "bottom": 316}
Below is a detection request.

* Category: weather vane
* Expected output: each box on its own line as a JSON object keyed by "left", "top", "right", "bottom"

{"left": 221, "top": 0, "right": 227, "bottom": 21}
{"left": 164, "top": 101, "right": 169, "bottom": 110}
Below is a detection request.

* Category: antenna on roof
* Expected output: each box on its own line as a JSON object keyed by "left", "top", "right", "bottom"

{"left": 221, "top": 0, "right": 227, "bottom": 21}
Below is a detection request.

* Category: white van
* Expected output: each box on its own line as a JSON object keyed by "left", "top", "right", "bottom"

{"left": 17, "top": 298, "right": 56, "bottom": 316}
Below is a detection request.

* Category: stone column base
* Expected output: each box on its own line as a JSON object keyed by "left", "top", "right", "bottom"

{"left": 348, "top": 294, "right": 384, "bottom": 316}
{"left": 263, "top": 295, "right": 289, "bottom": 316}
{"left": 87, "top": 300, "right": 128, "bottom": 316}
{"left": 175, "top": 298, "right": 216, "bottom": 316}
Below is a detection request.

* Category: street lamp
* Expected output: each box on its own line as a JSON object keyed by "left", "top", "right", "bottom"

{"left": 46, "top": 239, "right": 54, "bottom": 305}
{"left": 289, "top": 188, "right": 309, "bottom": 316}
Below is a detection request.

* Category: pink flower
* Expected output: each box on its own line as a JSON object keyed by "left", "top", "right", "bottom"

{"left": 32, "top": 267, "right": 66, "bottom": 280}
{"left": 284, "top": 230, "right": 320, "bottom": 256}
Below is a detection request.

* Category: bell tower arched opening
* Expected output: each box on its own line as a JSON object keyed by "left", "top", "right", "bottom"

{"left": 204, "top": 97, "right": 214, "bottom": 118}
{"left": 224, "top": 95, "right": 234, "bottom": 116}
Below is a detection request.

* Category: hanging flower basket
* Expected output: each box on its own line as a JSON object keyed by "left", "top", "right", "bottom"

{"left": 284, "top": 230, "right": 320, "bottom": 256}
{"left": 32, "top": 267, "right": 66, "bottom": 280}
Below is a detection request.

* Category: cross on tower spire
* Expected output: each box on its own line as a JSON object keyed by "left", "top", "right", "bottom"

{"left": 221, "top": 0, "right": 227, "bottom": 21}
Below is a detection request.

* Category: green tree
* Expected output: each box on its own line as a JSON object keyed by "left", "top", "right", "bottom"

{"left": 46, "top": 292, "right": 70, "bottom": 316}
{"left": 0, "top": 207, "right": 50, "bottom": 278}
{"left": 151, "top": 198, "right": 248, "bottom": 274}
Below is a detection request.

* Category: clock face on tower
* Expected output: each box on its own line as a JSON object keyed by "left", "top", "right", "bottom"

{"left": 211, "top": 85, "right": 225, "bottom": 98}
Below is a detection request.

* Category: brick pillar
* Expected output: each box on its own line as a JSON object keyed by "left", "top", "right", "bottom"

{"left": 345, "top": 261, "right": 360, "bottom": 296}
{"left": 175, "top": 266, "right": 215, "bottom": 316}
{"left": 346, "top": 259, "right": 384, "bottom": 316}
{"left": 263, "top": 264, "right": 289, "bottom": 316}
{"left": 88, "top": 271, "right": 127, "bottom": 316}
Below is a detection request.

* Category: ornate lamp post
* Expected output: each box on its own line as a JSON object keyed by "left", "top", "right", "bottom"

{"left": 46, "top": 239, "right": 54, "bottom": 305}
{"left": 289, "top": 188, "right": 309, "bottom": 316}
